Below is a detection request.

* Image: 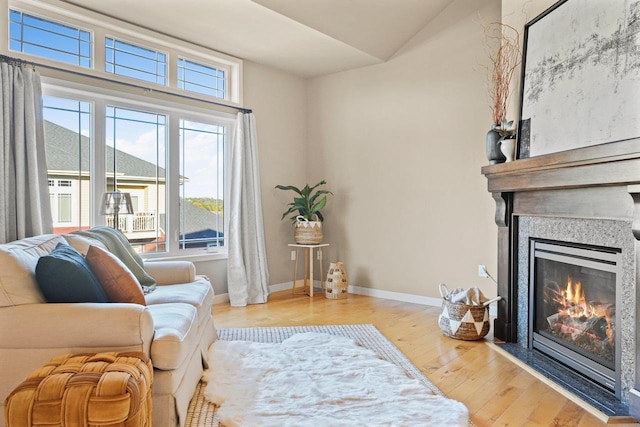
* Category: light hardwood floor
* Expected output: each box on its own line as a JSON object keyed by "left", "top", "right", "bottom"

{"left": 212, "top": 290, "right": 639, "bottom": 427}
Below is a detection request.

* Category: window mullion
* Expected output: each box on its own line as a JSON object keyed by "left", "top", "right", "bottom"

{"left": 93, "top": 27, "right": 106, "bottom": 74}
{"left": 167, "top": 115, "right": 180, "bottom": 255}
{"left": 92, "top": 99, "right": 107, "bottom": 228}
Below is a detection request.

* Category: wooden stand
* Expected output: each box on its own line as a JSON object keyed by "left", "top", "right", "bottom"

{"left": 288, "top": 243, "right": 329, "bottom": 296}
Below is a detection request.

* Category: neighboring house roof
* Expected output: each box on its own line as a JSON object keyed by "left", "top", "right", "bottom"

{"left": 159, "top": 202, "right": 224, "bottom": 239}
{"left": 44, "top": 120, "right": 166, "bottom": 180}
{"left": 181, "top": 201, "right": 224, "bottom": 239}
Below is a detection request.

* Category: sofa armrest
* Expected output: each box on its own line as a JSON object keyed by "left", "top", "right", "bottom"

{"left": 143, "top": 260, "right": 196, "bottom": 285}
{"left": 0, "top": 303, "right": 154, "bottom": 355}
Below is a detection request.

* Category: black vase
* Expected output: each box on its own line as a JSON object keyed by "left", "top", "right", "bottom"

{"left": 486, "top": 125, "right": 506, "bottom": 164}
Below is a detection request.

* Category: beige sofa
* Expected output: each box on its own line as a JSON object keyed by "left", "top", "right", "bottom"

{"left": 0, "top": 233, "right": 217, "bottom": 427}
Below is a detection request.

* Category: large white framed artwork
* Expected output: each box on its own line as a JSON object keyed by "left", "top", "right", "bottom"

{"left": 517, "top": 0, "right": 640, "bottom": 159}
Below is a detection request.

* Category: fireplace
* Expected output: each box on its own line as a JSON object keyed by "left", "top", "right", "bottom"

{"left": 529, "top": 239, "right": 622, "bottom": 397}
{"left": 481, "top": 139, "right": 640, "bottom": 419}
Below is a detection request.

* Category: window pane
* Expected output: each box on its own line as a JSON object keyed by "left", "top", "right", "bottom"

{"left": 179, "top": 119, "right": 226, "bottom": 249}
{"left": 105, "top": 38, "right": 167, "bottom": 85}
{"left": 43, "top": 96, "right": 92, "bottom": 233}
{"left": 177, "top": 58, "right": 226, "bottom": 99}
{"left": 106, "top": 106, "right": 167, "bottom": 253}
{"left": 9, "top": 10, "right": 91, "bottom": 68}
{"left": 58, "top": 194, "right": 72, "bottom": 222}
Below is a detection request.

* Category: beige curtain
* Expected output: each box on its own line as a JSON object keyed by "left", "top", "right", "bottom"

{"left": 0, "top": 58, "right": 52, "bottom": 243}
{"left": 227, "top": 112, "right": 269, "bottom": 306}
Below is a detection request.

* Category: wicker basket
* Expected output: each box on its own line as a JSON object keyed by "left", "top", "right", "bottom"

{"left": 294, "top": 216, "right": 323, "bottom": 245}
{"left": 437, "top": 283, "right": 500, "bottom": 341}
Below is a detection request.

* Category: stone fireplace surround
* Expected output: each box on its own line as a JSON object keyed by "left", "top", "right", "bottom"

{"left": 482, "top": 139, "right": 640, "bottom": 420}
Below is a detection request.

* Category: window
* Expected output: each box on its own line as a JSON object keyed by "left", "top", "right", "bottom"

{"left": 7, "top": 2, "right": 241, "bottom": 102}
{"left": 130, "top": 195, "right": 139, "bottom": 212}
{"left": 179, "top": 120, "right": 226, "bottom": 249}
{"left": 178, "top": 58, "right": 226, "bottom": 99}
{"left": 43, "top": 96, "right": 91, "bottom": 232}
{"left": 42, "top": 86, "right": 230, "bottom": 256}
{"left": 105, "top": 38, "right": 167, "bottom": 85}
{"left": 7, "top": 1, "right": 241, "bottom": 101}
{"left": 106, "top": 106, "right": 167, "bottom": 253}
{"left": 11, "top": 1, "right": 239, "bottom": 258}
{"left": 9, "top": 9, "right": 91, "bottom": 67}
{"left": 57, "top": 194, "right": 72, "bottom": 222}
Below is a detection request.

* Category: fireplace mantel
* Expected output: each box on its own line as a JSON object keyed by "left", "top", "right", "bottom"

{"left": 482, "top": 139, "right": 640, "bottom": 418}
{"left": 483, "top": 139, "right": 640, "bottom": 193}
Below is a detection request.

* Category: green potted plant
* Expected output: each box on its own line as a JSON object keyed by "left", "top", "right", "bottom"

{"left": 275, "top": 180, "right": 332, "bottom": 244}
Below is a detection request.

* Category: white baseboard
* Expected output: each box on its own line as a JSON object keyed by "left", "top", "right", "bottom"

{"left": 347, "top": 285, "right": 498, "bottom": 316}
{"left": 215, "top": 282, "right": 497, "bottom": 317}
{"left": 347, "top": 285, "right": 442, "bottom": 307}
{"left": 269, "top": 281, "right": 295, "bottom": 293}
{"left": 213, "top": 293, "right": 230, "bottom": 304}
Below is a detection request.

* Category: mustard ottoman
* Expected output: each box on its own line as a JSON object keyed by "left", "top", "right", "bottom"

{"left": 4, "top": 352, "right": 152, "bottom": 427}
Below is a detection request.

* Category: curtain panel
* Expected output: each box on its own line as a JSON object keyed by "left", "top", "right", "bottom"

{"left": 227, "top": 112, "right": 269, "bottom": 306}
{"left": 0, "top": 59, "right": 52, "bottom": 243}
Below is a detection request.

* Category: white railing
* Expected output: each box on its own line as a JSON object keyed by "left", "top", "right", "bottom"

{"left": 106, "top": 212, "right": 156, "bottom": 233}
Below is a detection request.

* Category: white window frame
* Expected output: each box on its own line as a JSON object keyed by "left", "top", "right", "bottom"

{"left": 2, "top": 0, "right": 243, "bottom": 105}
{"left": 177, "top": 57, "right": 230, "bottom": 100}
{"left": 42, "top": 76, "right": 235, "bottom": 262}
{"left": 8, "top": 8, "right": 92, "bottom": 68}
{"left": 104, "top": 36, "right": 168, "bottom": 86}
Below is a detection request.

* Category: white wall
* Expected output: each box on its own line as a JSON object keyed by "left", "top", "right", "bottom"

{"left": 198, "top": 0, "right": 532, "bottom": 303}
{"left": 304, "top": 0, "right": 502, "bottom": 300}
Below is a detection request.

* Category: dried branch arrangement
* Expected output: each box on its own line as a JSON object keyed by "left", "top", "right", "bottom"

{"left": 483, "top": 22, "right": 522, "bottom": 125}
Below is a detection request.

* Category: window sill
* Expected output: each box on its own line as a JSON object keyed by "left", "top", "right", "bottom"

{"left": 143, "top": 251, "right": 228, "bottom": 263}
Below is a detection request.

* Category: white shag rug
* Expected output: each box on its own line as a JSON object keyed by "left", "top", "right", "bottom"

{"left": 203, "top": 331, "right": 468, "bottom": 426}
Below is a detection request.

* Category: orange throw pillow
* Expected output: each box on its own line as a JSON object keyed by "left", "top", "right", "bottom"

{"left": 85, "top": 245, "right": 146, "bottom": 305}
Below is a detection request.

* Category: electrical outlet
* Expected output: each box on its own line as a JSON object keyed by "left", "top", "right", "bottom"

{"left": 291, "top": 250, "right": 296, "bottom": 261}
{"left": 478, "top": 264, "right": 489, "bottom": 278}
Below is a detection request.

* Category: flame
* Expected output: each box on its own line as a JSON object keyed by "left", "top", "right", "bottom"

{"left": 558, "top": 278, "right": 594, "bottom": 318}
{"left": 553, "top": 277, "right": 614, "bottom": 345}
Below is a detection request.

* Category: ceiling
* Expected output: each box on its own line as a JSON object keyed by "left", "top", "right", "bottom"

{"left": 59, "top": 0, "right": 454, "bottom": 78}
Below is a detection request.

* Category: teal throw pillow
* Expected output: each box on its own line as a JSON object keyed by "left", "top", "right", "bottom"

{"left": 35, "top": 243, "right": 109, "bottom": 303}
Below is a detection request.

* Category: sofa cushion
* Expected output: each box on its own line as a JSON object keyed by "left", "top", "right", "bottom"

{"left": 35, "top": 243, "right": 108, "bottom": 303}
{"left": 86, "top": 245, "right": 146, "bottom": 305}
{"left": 63, "top": 234, "right": 108, "bottom": 256}
{"left": 142, "top": 261, "right": 196, "bottom": 286}
{"left": 147, "top": 303, "right": 198, "bottom": 370}
{"left": 0, "top": 235, "right": 68, "bottom": 307}
{"left": 145, "top": 278, "right": 214, "bottom": 328}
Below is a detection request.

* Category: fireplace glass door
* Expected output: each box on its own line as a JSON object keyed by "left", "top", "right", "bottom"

{"left": 530, "top": 240, "right": 622, "bottom": 396}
